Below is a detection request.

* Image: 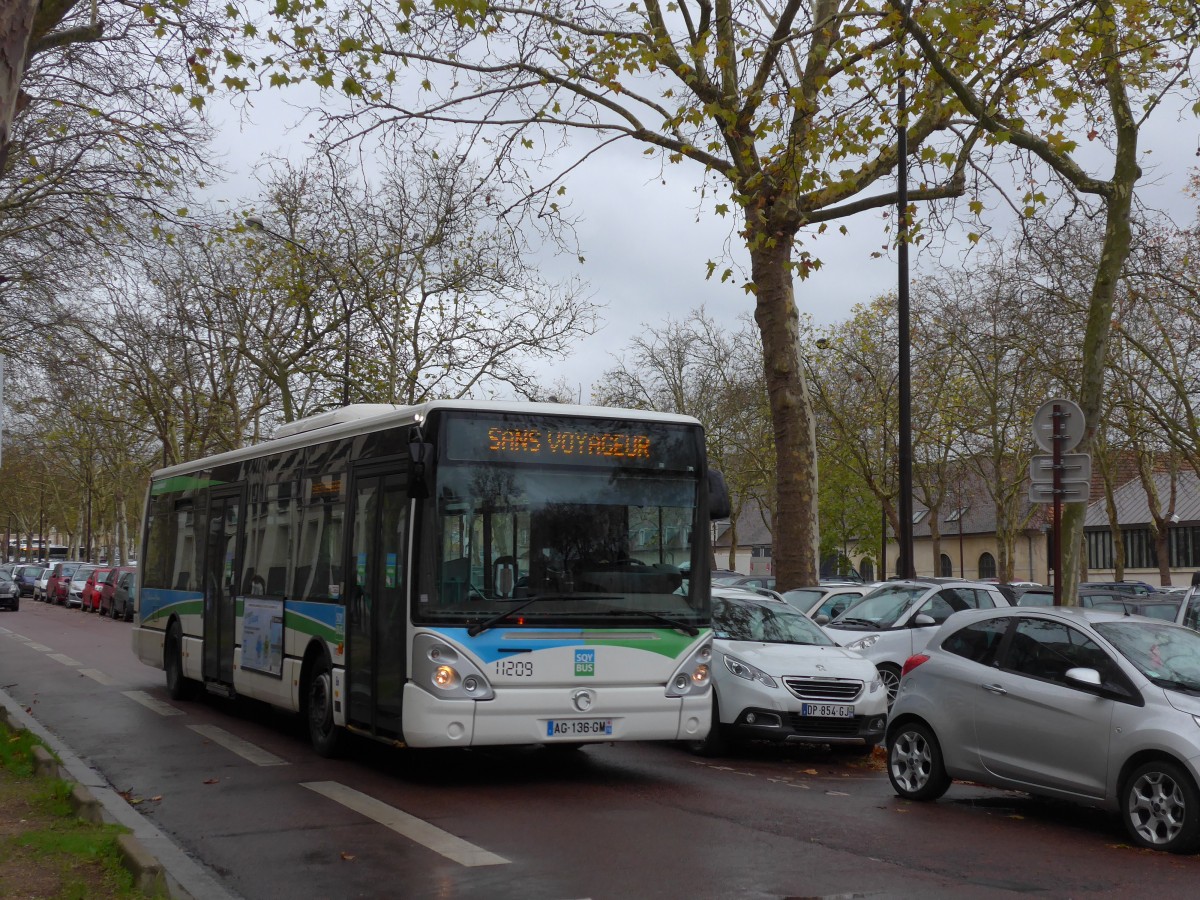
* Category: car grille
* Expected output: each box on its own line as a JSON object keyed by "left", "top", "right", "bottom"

{"left": 786, "top": 714, "right": 862, "bottom": 737}
{"left": 782, "top": 676, "right": 863, "bottom": 702}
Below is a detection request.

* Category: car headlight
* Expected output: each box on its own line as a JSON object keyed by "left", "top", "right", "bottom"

{"left": 845, "top": 634, "right": 880, "bottom": 652}
{"left": 868, "top": 673, "right": 883, "bottom": 693}
{"left": 722, "top": 653, "right": 778, "bottom": 688}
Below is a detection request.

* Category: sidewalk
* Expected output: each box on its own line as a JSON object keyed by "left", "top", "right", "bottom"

{"left": 0, "top": 690, "right": 240, "bottom": 900}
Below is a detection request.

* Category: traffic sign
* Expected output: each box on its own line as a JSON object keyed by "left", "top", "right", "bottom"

{"left": 1028, "top": 481, "right": 1091, "bottom": 504}
{"left": 1029, "top": 453, "right": 1092, "bottom": 485}
{"left": 1032, "top": 398, "right": 1085, "bottom": 453}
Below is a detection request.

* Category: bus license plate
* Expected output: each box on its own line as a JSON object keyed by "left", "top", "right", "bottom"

{"left": 799, "top": 703, "right": 853, "bottom": 718}
{"left": 546, "top": 718, "right": 613, "bottom": 737}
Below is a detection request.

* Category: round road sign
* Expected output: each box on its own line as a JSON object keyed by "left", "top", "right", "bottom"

{"left": 1032, "top": 398, "right": 1085, "bottom": 453}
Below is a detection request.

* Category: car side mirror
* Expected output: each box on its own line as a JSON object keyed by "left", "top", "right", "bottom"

{"left": 912, "top": 613, "right": 936, "bottom": 627}
{"left": 814, "top": 614, "right": 830, "bottom": 625}
{"left": 1065, "top": 667, "right": 1102, "bottom": 687}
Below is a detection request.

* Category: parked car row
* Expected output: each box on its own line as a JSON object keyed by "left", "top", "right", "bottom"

{"left": 24, "top": 560, "right": 137, "bottom": 621}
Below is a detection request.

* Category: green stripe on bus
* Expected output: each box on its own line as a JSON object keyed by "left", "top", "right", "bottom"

{"left": 577, "top": 629, "right": 708, "bottom": 657}
{"left": 151, "top": 475, "right": 226, "bottom": 495}
{"left": 141, "top": 598, "right": 205, "bottom": 623}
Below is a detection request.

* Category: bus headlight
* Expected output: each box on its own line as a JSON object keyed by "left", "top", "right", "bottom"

{"left": 666, "top": 639, "right": 714, "bottom": 697}
{"left": 413, "top": 634, "right": 495, "bottom": 700}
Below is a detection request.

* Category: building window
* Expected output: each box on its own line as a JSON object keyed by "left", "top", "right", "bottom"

{"left": 939, "top": 553, "right": 952, "bottom": 577}
{"left": 1086, "top": 530, "right": 1113, "bottom": 570}
{"left": 1170, "top": 526, "right": 1200, "bottom": 568}
{"left": 1122, "top": 528, "right": 1156, "bottom": 569}
{"left": 860, "top": 560, "right": 874, "bottom": 581}
{"left": 978, "top": 552, "right": 996, "bottom": 580}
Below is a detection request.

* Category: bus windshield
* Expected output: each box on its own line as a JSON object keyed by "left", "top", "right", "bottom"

{"left": 418, "top": 461, "right": 704, "bottom": 629}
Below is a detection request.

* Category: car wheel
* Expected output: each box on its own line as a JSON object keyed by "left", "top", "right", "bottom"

{"left": 887, "top": 721, "right": 951, "bottom": 801}
{"left": 877, "top": 663, "right": 902, "bottom": 710}
{"left": 306, "top": 652, "right": 344, "bottom": 758}
{"left": 1123, "top": 760, "right": 1200, "bottom": 853}
{"left": 165, "top": 621, "right": 195, "bottom": 701}
{"left": 688, "top": 692, "right": 732, "bottom": 757}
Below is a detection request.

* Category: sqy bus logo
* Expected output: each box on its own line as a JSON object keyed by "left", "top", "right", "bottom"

{"left": 575, "top": 649, "right": 595, "bottom": 676}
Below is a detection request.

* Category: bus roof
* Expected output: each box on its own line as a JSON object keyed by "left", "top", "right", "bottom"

{"left": 150, "top": 400, "right": 703, "bottom": 481}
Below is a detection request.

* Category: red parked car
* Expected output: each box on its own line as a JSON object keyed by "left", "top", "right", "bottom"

{"left": 97, "top": 566, "right": 136, "bottom": 618}
{"left": 46, "top": 561, "right": 84, "bottom": 606}
{"left": 81, "top": 567, "right": 111, "bottom": 612}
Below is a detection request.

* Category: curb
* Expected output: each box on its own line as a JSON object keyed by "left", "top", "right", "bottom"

{"left": 2, "top": 704, "right": 168, "bottom": 897}
{"left": 0, "top": 691, "right": 239, "bottom": 900}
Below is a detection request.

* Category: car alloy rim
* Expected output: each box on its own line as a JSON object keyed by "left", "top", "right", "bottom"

{"left": 890, "top": 730, "right": 932, "bottom": 792}
{"left": 1128, "top": 771, "right": 1187, "bottom": 845}
{"left": 880, "top": 669, "right": 900, "bottom": 707}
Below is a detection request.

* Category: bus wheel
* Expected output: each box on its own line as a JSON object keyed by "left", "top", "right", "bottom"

{"left": 165, "top": 621, "right": 195, "bottom": 701}
{"left": 306, "top": 653, "right": 344, "bottom": 758}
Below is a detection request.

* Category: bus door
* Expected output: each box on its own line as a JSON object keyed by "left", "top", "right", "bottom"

{"left": 346, "top": 467, "right": 409, "bottom": 738}
{"left": 203, "top": 488, "right": 243, "bottom": 687}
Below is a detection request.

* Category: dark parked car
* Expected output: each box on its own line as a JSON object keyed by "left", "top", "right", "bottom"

{"left": 109, "top": 568, "right": 137, "bottom": 622}
{"left": 1018, "top": 586, "right": 1132, "bottom": 608}
{"left": 98, "top": 566, "right": 136, "bottom": 619}
{"left": 0, "top": 572, "right": 19, "bottom": 611}
{"left": 12, "top": 565, "right": 45, "bottom": 597}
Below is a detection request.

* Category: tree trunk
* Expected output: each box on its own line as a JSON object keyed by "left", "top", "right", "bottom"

{"left": 0, "top": 0, "right": 36, "bottom": 175}
{"left": 748, "top": 237, "right": 819, "bottom": 590}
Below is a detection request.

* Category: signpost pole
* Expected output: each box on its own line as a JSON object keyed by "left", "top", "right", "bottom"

{"left": 1053, "top": 404, "right": 1064, "bottom": 607}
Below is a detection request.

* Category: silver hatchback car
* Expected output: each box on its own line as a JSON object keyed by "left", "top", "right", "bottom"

{"left": 886, "top": 606, "right": 1200, "bottom": 853}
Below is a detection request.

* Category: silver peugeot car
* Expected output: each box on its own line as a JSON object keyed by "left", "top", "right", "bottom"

{"left": 886, "top": 606, "right": 1200, "bottom": 853}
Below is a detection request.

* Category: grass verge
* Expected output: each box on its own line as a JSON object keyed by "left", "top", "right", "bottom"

{"left": 0, "top": 719, "right": 150, "bottom": 899}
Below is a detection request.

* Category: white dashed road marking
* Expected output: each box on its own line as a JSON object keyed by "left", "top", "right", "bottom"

{"left": 80, "top": 669, "right": 116, "bottom": 685}
{"left": 122, "top": 690, "right": 185, "bottom": 716}
{"left": 49, "top": 653, "right": 82, "bottom": 666}
{"left": 301, "top": 781, "right": 510, "bottom": 867}
{"left": 25, "top": 642, "right": 53, "bottom": 652}
{"left": 188, "top": 724, "right": 289, "bottom": 766}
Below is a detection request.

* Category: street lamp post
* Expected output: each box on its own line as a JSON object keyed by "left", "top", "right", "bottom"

{"left": 246, "top": 216, "right": 354, "bottom": 407}
{"left": 895, "top": 0, "right": 916, "bottom": 580}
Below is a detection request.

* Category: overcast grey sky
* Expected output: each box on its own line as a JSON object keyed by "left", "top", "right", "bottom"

{"left": 207, "top": 86, "right": 1200, "bottom": 403}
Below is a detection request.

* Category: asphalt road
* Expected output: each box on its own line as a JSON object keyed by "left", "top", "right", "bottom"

{"left": 3, "top": 599, "right": 1200, "bottom": 899}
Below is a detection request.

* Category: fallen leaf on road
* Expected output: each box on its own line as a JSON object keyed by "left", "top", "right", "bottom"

{"left": 802, "top": 769, "right": 819, "bottom": 775}
{"left": 203, "top": 778, "right": 219, "bottom": 785}
{"left": 340, "top": 852, "right": 356, "bottom": 861}
{"left": 1007, "top": 814, "right": 1024, "bottom": 820}
{"left": 150, "top": 795, "right": 163, "bottom": 802}
{"left": 825, "top": 790, "right": 849, "bottom": 797}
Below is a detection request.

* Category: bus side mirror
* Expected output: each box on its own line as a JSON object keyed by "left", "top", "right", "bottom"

{"left": 707, "top": 468, "right": 731, "bottom": 521}
{"left": 408, "top": 441, "right": 433, "bottom": 500}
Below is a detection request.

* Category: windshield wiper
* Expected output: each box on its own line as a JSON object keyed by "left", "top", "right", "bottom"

{"left": 596, "top": 607, "right": 699, "bottom": 636}
{"left": 466, "top": 594, "right": 621, "bottom": 637}
{"left": 831, "top": 617, "right": 877, "bottom": 628}
{"left": 1150, "top": 675, "right": 1200, "bottom": 696}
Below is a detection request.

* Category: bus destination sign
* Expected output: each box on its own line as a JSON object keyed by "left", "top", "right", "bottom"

{"left": 445, "top": 415, "right": 697, "bottom": 469}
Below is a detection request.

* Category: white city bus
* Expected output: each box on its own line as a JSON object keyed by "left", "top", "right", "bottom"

{"left": 132, "top": 401, "right": 728, "bottom": 755}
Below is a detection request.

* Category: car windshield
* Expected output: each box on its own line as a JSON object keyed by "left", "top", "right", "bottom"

{"left": 1094, "top": 621, "right": 1200, "bottom": 692}
{"left": 830, "top": 585, "right": 927, "bottom": 629}
{"left": 0, "top": 573, "right": 13, "bottom": 585}
{"left": 712, "top": 598, "right": 835, "bottom": 646}
{"left": 781, "top": 588, "right": 825, "bottom": 609}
